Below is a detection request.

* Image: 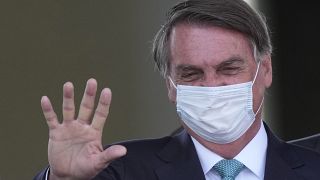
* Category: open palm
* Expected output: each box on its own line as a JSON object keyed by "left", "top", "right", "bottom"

{"left": 41, "top": 79, "right": 126, "bottom": 180}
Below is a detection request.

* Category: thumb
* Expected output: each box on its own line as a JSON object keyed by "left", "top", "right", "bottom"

{"left": 97, "top": 145, "right": 127, "bottom": 168}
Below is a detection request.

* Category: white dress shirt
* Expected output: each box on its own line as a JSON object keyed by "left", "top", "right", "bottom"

{"left": 191, "top": 122, "right": 268, "bottom": 180}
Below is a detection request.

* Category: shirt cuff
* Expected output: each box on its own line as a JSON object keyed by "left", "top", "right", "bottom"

{"left": 45, "top": 167, "right": 50, "bottom": 180}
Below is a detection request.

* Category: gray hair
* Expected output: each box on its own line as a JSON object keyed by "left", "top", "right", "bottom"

{"left": 152, "top": 0, "right": 272, "bottom": 77}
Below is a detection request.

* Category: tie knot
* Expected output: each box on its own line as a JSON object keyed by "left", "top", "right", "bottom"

{"left": 213, "top": 159, "right": 244, "bottom": 180}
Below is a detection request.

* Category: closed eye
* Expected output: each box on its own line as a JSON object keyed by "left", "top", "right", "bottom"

{"left": 180, "top": 70, "right": 203, "bottom": 81}
{"left": 176, "top": 65, "right": 204, "bottom": 82}
{"left": 218, "top": 66, "right": 243, "bottom": 75}
{"left": 216, "top": 58, "right": 246, "bottom": 76}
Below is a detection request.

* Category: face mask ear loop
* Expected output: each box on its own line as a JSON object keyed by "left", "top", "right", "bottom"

{"left": 252, "top": 62, "right": 264, "bottom": 117}
{"left": 254, "top": 97, "right": 264, "bottom": 116}
{"left": 168, "top": 77, "right": 177, "bottom": 89}
{"left": 252, "top": 62, "right": 261, "bottom": 85}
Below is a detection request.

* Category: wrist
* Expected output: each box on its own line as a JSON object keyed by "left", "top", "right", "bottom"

{"left": 49, "top": 171, "right": 88, "bottom": 180}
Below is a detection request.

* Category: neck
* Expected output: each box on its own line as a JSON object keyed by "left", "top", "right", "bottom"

{"left": 187, "top": 118, "right": 262, "bottom": 159}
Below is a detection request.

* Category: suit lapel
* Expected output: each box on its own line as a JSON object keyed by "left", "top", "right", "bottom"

{"left": 264, "top": 124, "right": 305, "bottom": 180}
{"left": 155, "top": 130, "right": 206, "bottom": 180}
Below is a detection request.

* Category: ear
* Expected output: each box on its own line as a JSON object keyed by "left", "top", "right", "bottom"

{"left": 165, "top": 78, "right": 177, "bottom": 104}
{"left": 261, "top": 54, "right": 272, "bottom": 88}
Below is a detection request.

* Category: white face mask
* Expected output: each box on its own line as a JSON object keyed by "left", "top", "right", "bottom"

{"left": 169, "top": 63, "right": 263, "bottom": 144}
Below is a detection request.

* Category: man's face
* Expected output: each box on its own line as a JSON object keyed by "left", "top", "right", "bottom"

{"left": 167, "top": 23, "right": 272, "bottom": 114}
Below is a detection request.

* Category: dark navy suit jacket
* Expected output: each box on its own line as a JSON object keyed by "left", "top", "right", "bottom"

{"left": 34, "top": 124, "right": 320, "bottom": 180}
{"left": 288, "top": 133, "right": 320, "bottom": 153}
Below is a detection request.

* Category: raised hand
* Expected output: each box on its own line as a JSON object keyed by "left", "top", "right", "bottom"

{"left": 41, "top": 78, "right": 126, "bottom": 180}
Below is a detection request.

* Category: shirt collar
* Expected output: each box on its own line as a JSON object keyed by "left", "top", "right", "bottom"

{"left": 191, "top": 122, "right": 268, "bottom": 179}
{"left": 191, "top": 136, "right": 223, "bottom": 174}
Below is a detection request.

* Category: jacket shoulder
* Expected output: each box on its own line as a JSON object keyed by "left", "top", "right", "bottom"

{"left": 288, "top": 133, "right": 320, "bottom": 153}
{"left": 288, "top": 142, "right": 320, "bottom": 163}
{"left": 284, "top": 142, "right": 320, "bottom": 178}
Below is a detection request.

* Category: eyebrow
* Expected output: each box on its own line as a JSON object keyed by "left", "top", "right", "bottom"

{"left": 215, "top": 56, "right": 246, "bottom": 69}
{"left": 174, "top": 56, "right": 246, "bottom": 72}
{"left": 175, "top": 64, "right": 201, "bottom": 72}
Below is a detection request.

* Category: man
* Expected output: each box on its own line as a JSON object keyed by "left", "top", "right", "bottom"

{"left": 289, "top": 133, "right": 320, "bottom": 153}
{"left": 34, "top": 0, "right": 320, "bottom": 179}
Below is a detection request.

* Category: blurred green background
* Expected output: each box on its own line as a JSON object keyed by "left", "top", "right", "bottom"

{"left": 0, "top": 0, "right": 319, "bottom": 179}
{"left": 0, "top": 1, "right": 181, "bottom": 179}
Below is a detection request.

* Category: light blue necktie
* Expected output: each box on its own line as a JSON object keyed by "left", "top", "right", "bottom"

{"left": 213, "top": 159, "right": 245, "bottom": 180}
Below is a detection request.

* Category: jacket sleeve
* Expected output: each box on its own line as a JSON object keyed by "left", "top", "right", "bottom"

{"left": 33, "top": 162, "right": 124, "bottom": 180}
{"left": 33, "top": 166, "right": 49, "bottom": 180}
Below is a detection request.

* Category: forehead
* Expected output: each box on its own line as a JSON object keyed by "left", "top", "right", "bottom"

{"left": 169, "top": 23, "right": 255, "bottom": 67}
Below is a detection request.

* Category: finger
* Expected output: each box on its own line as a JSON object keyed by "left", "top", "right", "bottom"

{"left": 97, "top": 145, "right": 127, "bottom": 168}
{"left": 41, "top": 96, "right": 59, "bottom": 129}
{"left": 62, "top": 82, "right": 75, "bottom": 122}
{"left": 78, "top": 78, "right": 97, "bottom": 124}
{"left": 91, "top": 88, "right": 112, "bottom": 131}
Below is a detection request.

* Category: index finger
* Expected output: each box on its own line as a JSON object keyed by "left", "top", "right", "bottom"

{"left": 91, "top": 88, "right": 112, "bottom": 131}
